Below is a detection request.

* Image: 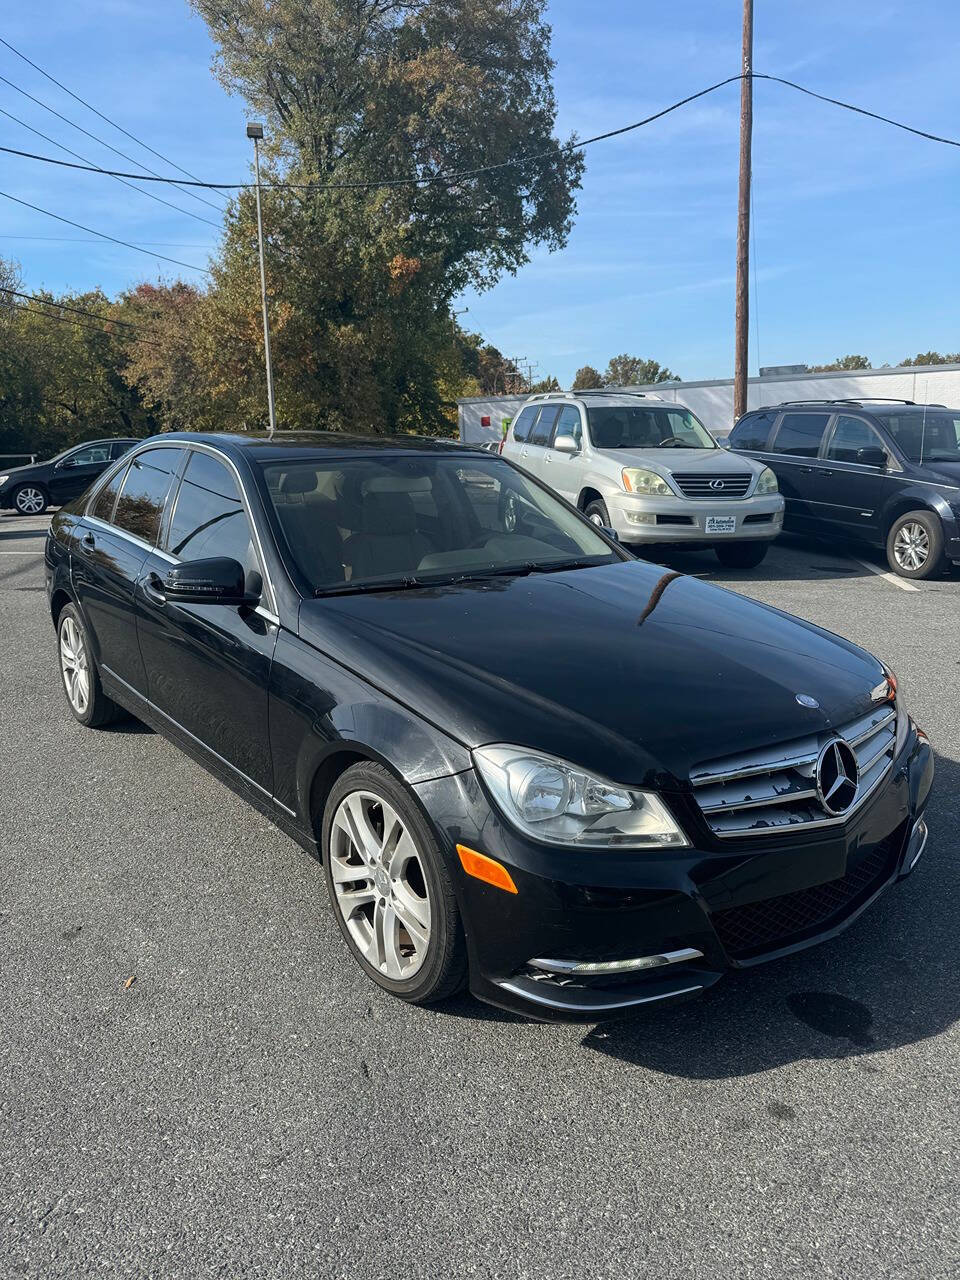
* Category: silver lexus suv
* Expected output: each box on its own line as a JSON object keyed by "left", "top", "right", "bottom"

{"left": 500, "top": 390, "right": 785, "bottom": 567}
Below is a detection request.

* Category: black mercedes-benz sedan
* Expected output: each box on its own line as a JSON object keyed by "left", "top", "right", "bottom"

{"left": 45, "top": 432, "right": 934, "bottom": 1020}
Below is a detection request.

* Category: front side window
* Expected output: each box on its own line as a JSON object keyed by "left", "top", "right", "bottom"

{"left": 825, "top": 415, "right": 886, "bottom": 464}
{"left": 586, "top": 406, "right": 715, "bottom": 450}
{"left": 554, "top": 405, "right": 582, "bottom": 446}
{"left": 261, "top": 454, "right": 620, "bottom": 593}
{"left": 771, "top": 412, "right": 831, "bottom": 458}
{"left": 729, "top": 411, "right": 776, "bottom": 452}
{"left": 113, "top": 447, "right": 184, "bottom": 544}
{"left": 511, "top": 406, "right": 539, "bottom": 443}
{"left": 167, "top": 452, "right": 260, "bottom": 583}
{"left": 66, "top": 443, "right": 112, "bottom": 467}
{"left": 881, "top": 410, "right": 960, "bottom": 465}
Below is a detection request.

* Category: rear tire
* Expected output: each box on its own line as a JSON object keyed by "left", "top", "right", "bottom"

{"left": 715, "top": 541, "right": 768, "bottom": 569}
{"left": 584, "top": 499, "right": 610, "bottom": 528}
{"left": 57, "top": 604, "right": 125, "bottom": 728}
{"left": 12, "top": 484, "right": 48, "bottom": 516}
{"left": 886, "top": 510, "right": 944, "bottom": 579}
{"left": 322, "top": 762, "right": 468, "bottom": 1005}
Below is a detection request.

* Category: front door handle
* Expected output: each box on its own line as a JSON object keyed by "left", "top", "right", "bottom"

{"left": 143, "top": 572, "right": 166, "bottom": 604}
{"left": 81, "top": 532, "right": 95, "bottom": 550}
{"left": 816, "top": 468, "right": 834, "bottom": 476}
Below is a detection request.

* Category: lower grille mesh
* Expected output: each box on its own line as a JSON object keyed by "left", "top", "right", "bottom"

{"left": 711, "top": 834, "right": 901, "bottom": 958}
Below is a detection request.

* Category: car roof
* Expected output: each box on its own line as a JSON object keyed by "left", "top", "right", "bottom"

{"left": 154, "top": 431, "right": 478, "bottom": 462}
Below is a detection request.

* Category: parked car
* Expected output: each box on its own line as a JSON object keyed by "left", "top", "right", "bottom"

{"left": 46, "top": 432, "right": 933, "bottom": 1020}
{"left": 500, "top": 390, "right": 784, "bottom": 568}
{"left": 728, "top": 399, "right": 960, "bottom": 579}
{"left": 0, "top": 438, "right": 139, "bottom": 515}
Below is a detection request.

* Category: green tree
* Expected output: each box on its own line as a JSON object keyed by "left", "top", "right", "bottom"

{"left": 571, "top": 365, "right": 603, "bottom": 390}
{"left": 808, "top": 354, "right": 871, "bottom": 372}
{"left": 530, "top": 375, "right": 560, "bottom": 392}
{"left": 188, "top": 0, "right": 584, "bottom": 433}
{"left": 900, "top": 351, "right": 960, "bottom": 367}
{"left": 603, "top": 354, "right": 679, "bottom": 386}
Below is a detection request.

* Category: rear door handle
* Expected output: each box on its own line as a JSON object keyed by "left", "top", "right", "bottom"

{"left": 142, "top": 572, "right": 166, "bottom": 604}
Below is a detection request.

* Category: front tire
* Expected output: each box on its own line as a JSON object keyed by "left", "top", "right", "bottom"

{"left": 322, "top": 762, "right": 467, "bottom": 1005}
{"left": 886, "top": 510, "right": 944, "bottom": 579}
{"left": 584, "top": 498, "right": 610, "bottom": 528}
{"left": 57, "top": 604, "right": 125, "bottom": 727}
{"left": 715, "top": 541, "right": 769, "bottom": 569}
{"left": 12, "top": 484, "right": 48, "bottom": 516}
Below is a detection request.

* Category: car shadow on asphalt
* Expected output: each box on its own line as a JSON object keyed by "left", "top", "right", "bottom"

{"left": 633, "top": 533, "right": 877, "bottom": 585}
{"left": 581, "top": 750, "right": 960, "bottom": 1078}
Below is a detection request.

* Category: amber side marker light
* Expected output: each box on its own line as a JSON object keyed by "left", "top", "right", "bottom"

{"left": 456, "top": 845, "right": 518, "bottom": 894}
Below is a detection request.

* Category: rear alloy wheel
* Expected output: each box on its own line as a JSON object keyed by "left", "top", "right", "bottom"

{"left": 715, "top": 541, "right": 769, "bottom": 569}
{"left": 886, "top": 510, "right": 944, "bottom": 579}
{"left": 584, "top": 499, "right": 611, "bottom": 528}
{"left": 13, "top": 484, "right": 48, "bottom": 516}
{"left": 57, "top": 604, "right": 125, "bottom": 727}
{"left": 322, "top": 762, "right": 467, "bottom": 1005}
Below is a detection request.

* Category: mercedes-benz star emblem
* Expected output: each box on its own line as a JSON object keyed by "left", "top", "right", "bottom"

{"left": 796, "top": 693, "right": 820, "bottom": 709}
{"left": 816, "top": 739, "right": 860, "bottom": 815}
{"left": 709, "top": 479, "right": 725, "bottom": 490}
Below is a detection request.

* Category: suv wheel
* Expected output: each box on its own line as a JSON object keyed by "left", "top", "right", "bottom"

{"left": 886, "top": 510, "right": 944, "bottom": 579}
{"left": 12, "top": 484, "right": 48, "bottom": 515}
{"left": 715, "top": 541, "right": 768, "bottom": 569}
{"left": 322, "top": 762, "right": 468, "bottom": 1005}
{"left": 584, "top": 499, "right": 610, "bottom": 528}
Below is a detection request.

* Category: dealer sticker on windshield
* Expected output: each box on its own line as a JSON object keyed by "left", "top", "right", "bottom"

{"left": 705, "top": 515, "right": 737, "bottom": 534}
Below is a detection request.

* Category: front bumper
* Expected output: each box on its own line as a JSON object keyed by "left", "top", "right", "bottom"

{"left": 414, "top": 732, "right": 933, "bottom": 1021}
{"left": 605, "top": 490, "right": 785, "bottom": 544}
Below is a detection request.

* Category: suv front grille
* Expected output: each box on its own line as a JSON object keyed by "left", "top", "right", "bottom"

{"left": 670, "top": 472, "right": 753, "bottom": 498}
{"left": 690, "top": 706, "right": 897, "bottom": 838}
{"left": 711, "top": 829, "right": 902, "bottom": 959}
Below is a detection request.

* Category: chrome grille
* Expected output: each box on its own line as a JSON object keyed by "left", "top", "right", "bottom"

{"left": 670, "top": 472, "right": 753, "bottom": 498}
{"left": 690, "top": 706, "right": 897, "bottom": 838}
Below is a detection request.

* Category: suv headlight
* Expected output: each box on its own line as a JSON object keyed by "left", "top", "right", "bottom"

{"left": 473, "top": 745, "right": 689, "bottom": 848}
{"left": 621, "top": 468, "right": 673, "bottom": 496}
{"left": 755, "top": 467, "right": 779, "bottom": 495}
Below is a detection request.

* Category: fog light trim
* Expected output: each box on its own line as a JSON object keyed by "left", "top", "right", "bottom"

{"left": 529, "top": 946, "right": 703, "bottom": 976}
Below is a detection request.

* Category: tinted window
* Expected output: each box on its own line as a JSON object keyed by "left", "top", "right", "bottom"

{"left": 729, "top": 411, "right": 776, "bottom": 452}
{"left": 554, "top": 405, "right": 582, "bottom": 446}
{"left": 114, "top": 448, "right": 184, "bottom": 544}
{"left": 512, "top": 406, "right": 538, "bottom": 442}
{"left": 91, "top": 465, "right": 128, "bottom": 523}
{"left": 825, "top": 415, "right": 886, "bottom": 464}
{"left": 67, "top": 443, "right": 112, "bottom": 467}
{"left": 530, "top": 406, "right": 559, "bottom": 446}
{"left": 772, "top": 412, "right": 831, "bottom": 457}
{"left": 167, "top": 452, "right": 259, "bottom": 580}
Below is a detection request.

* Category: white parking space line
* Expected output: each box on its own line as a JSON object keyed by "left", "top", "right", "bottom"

{"left": 0, "top": 550, "right": 43, "bottom": 555}
{"left": 851, "top": 555, "right": 919, "bottom": 592}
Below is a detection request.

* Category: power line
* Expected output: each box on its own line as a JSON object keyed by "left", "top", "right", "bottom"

{"left": 7, "top": 301, "right": 162, "bottom": 346}
{"left": 0, "top": 35, "right": 231, "bottom": 206}
{"left": 0, "top": 71, "right": 226, "bottom": 215}
{"left": 0, "top": 72, "right": 957, "bottom": 195}
{"left": 0, "top": 189, "right": 211, "bottom": 274}
{"left": 0, "top": 285, "right": 162, "bottom": 336}
{"left": 0, "top": 104, "right": 223, "bottom": 229}
{"left": 0, "top": 234, "right": 216, "bottom": 246}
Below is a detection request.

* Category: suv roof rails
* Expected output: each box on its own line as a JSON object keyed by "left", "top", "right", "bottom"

{"left": 770, "top": 397, "right": 942, "bottom": 409}
{"left": 526, "top": 389, "right": 663, "bottom": 401}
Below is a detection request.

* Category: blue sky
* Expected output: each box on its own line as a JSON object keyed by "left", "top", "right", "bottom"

{"left": 3, "top": 1, "right": 960, "bottom": 388}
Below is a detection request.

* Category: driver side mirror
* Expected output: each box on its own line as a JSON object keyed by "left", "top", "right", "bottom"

{"left": 163, "top": 556, "right": 257, "bottom": 606}
{"left": 56, "top": 458, "right": 77, "bottom": 470}
{"left": 554, "top": 434, "right": 580, "bottom": 454}
{"left": 856, "top": 446, "right": 887, "bottom": 468}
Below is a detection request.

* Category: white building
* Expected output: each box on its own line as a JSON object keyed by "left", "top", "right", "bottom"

{"left": 457, "top": 362, "right": 960, "bottom": 445}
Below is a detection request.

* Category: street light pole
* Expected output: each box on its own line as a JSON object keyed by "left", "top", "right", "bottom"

{"left": 246, "top": 123, "right": 277, "bottom": 437}
{"left": 733, "top": 0, "right": 754, "bottom": 423}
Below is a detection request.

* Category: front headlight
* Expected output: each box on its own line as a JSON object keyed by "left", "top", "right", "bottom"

{"left": 755, "top": 467, "right": 779, "bottom": 495}
{"left": 473, "top": 744, "right": 689, "bottom": 848}
{"left": 621, "top": 467, "right": 674, "bottom": 496}
{"left": 874, "top": 664, "right": 911, "bottom": 753}
{"left": 0, "top": 475, "right": 9, "bottom": 488}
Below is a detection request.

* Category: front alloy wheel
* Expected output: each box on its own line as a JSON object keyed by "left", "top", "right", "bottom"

{"left": 886, "top": 510, "right": 944, "bottom": 580}
{"left": 322, "top": 762, "right": 467, "bottom": 1004}
{"left": 13, "top": 485, "right": 47, "bottom": 515}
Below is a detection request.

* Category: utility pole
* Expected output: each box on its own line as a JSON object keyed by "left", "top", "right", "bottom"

{"left": 247, "top": 122, "right": 277, "bottom": 437}
{"left": 734, "top": 0, "right": 753, "bottom": 422}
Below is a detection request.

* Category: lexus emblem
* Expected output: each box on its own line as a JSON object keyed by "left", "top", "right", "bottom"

{"left": 816, "top": 739, "right": 860, "bottom": 816}
{"left": 709, "top": 479, "right": 726, "bottom": 490}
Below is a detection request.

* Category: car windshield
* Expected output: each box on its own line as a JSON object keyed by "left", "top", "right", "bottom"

{"left": 261, "top": 453, "right": 620, "bottom": 594}
{"left": 586, "top": 405, "right": 715, "bottom": 450}
{"left": 880, "top": 410, "right": 960, "bottom": 465}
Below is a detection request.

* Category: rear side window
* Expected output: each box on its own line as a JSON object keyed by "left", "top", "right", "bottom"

{"left": 772, "top": 412, "right": 831, "bottom": 457}
{"left": 91, "top": 465, "right": 127, "bottom": 523}
{"left": 110, "top": 440, "right": 135, "bottom": 459}
{"left": 530, "top": 406, "right": 559, "bottom": 446}
{"left": 512, "top": 406, "right": 539, "bottom": 442}
{"left": 729, "top": 411, "right": 776, "bottom": 451}
{"left": 113, "top": 447, "right": 184, "bottom": 545}
{"left": 167, "top": 452, "right": 258, "bottom": 580}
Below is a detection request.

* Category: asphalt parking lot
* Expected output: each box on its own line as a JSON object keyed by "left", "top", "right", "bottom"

{"left": 2, "top": 511, "right": 959, "bottom": 1279}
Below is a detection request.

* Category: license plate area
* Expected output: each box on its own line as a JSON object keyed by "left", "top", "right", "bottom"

{"left": 705, "top": 515, "right": 737, "bottom": 534}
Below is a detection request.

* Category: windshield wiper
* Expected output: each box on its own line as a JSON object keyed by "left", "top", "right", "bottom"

{"left": 315, "top": 576, "right": 428, "bottom": 597}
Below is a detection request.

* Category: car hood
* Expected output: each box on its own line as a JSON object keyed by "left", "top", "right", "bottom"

{"left": 297, "top": 561, "right": 885, "bottom": 789}
{"left": 920, "top": 459, "right": 960, "bottom": 488}
{"left": 0, "top": 460, "right": 43, "bottom": 485}
{"left": 596, "top": 447, "right": 761, "bottom": 479}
